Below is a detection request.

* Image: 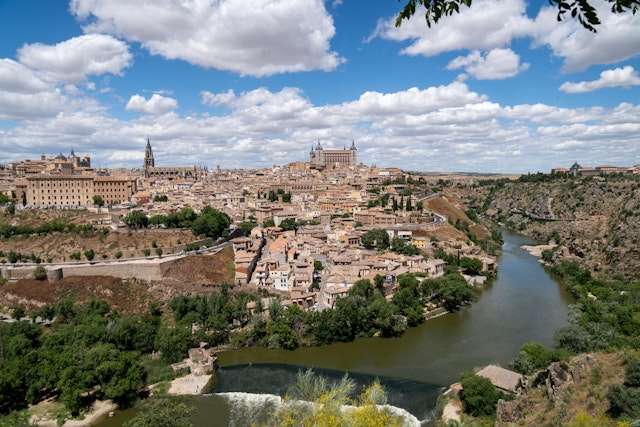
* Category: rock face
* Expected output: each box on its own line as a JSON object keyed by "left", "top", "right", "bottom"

{"left": 496, "top": 354, "right": 605, "bottom": 426}
{"left": 545, "top": 362, "right": 572, "bottom": 403}
{"left": 474, "top": 175, "right": 640, "bottom": 280}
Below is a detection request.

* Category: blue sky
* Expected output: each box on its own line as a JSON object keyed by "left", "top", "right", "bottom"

{"left": 1, "top": 0, "right": 639, "bottom": 173}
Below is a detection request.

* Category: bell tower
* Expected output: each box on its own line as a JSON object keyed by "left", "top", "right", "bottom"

{"left": 144, "top": 137, "right": 155, "bottom": 169}
{"left": 143, "top": 138, "right": 155, "bottom": 178}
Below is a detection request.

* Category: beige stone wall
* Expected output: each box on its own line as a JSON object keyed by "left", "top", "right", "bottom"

{"left": 1, "top": 258, "right": 177, "bottom": 282}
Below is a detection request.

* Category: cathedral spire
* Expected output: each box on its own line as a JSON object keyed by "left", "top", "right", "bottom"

{"left": 144, "top": 137, "right": 155, "bottom": 169}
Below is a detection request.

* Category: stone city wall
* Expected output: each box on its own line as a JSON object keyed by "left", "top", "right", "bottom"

{"left": 1, "top": 258, "right": 177, "bottom": 282}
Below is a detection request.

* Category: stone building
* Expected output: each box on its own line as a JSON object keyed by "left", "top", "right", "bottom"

{"left": 309, "top": 141, "right": 357, "bottom": 169}
{"left": 9, "top": 150, "right": 91, "bottom": 177}
{"left": 142, "top": 138, "right": 208, "bottom": 180}
{"left": 25, "top": 174, "right": 137, "bottom": 208}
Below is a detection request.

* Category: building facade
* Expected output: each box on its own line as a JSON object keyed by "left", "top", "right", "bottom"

{"left": 309, "top": 141, "right": 357, "bottom": 169}
{"left": 26, "top": 174, "right": 136, "bottom": 208}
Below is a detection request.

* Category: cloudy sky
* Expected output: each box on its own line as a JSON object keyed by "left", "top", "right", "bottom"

{"left": 1, "top": 0, "right": 639, "bottom": 173}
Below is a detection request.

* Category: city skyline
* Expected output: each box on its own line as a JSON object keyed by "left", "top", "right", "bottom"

{"left": 1, "top": 1, "right": 639, "bottom": 173}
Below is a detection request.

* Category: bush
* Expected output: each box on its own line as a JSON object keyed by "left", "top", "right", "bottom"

{"left": 33, "top": 265, "right": 47, "bottom": 281}
{"left": 459, "top": 371, "right": 503, "bottom": 417}
{"left": 84, "top": 249, "right": 95, "bottom": 261}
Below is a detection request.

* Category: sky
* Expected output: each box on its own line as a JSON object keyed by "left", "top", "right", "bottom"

{"left": 0, "top": 0, "right": 639, "bottom": 174}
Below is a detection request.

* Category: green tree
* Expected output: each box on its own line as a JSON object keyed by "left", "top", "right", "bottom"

{"left": 460, "top": 256, "right": 483, "bottom": 275}
{"left": 155, "top": 247, "right": 163, "bottom": 257}
{"left": 509, "top": 342, "right": 568, "bottom": 375}
{"left": 459, "top": 371, "right": 503, "bottom": 417}
{"left": 11, "top": 306, "right": 26, "bottom": 320}
{"left": 361, "top": 229, "right": 390, "bottom": 250}
{"left": 155, "top": 326, "right": 193, "bottom": 363}
{"left": 123, "top": 210, "right": 148, "bottom": 228}
{"left": 191, "top": 207, "right": 230, "bottom": 239}
{"left": 395, "top": 0, "right": 639, "bottom": 33}
{"left": 263, "top": 218, "right": 276, "bottom": 228}
{"left": 84, "top": 249, "right": 95, "bottom": 261}
{"left": 390, "top": 237, "right": 419, "bottom": 255}
{"left": 436, "top": 273, "right": 474, "bottom": 311}
{"left": 92, "top": 195, "right": 104, "bottom": 207}
{"left": 240, "top": 221, "right": 254, "bottom": 236}
{"left": 279, "top": 218, "right": 298, "bottom": 231}
{"left": 7, "top": 250, "right": 20, "bottom": 263}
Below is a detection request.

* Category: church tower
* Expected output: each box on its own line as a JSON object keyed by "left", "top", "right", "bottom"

{"left": 144, "top": 138, "right": 155, "bottom": 169}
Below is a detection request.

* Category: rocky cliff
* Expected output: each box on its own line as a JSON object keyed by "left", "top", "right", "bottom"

{"left": 459, "top": 174, "right": 640, "bottom": 280}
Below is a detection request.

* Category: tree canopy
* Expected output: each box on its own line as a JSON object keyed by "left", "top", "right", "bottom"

{"left": 395, "top": 0, "right": 639, "bottom": 32}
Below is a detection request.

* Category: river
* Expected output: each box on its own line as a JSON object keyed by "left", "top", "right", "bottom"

{"left": 99, "top": 230, "right": 573, "bottom": 426}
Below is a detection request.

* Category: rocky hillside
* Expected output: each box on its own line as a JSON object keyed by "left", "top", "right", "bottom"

{"left": 496, "top": 352, "right": 626, "bottom": 426}
{"left": 457, "top": 174, "right": 640, "bottom": 281}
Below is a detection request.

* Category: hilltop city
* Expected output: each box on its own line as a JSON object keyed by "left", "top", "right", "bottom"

{"left": 1, "top": 140, "right": 638, "bottom": 313}
{"left": 0, "top": 139, "right": 504, "bottom": 313}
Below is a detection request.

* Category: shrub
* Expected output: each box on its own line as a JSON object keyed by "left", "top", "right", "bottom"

{"left": 459, "top": 371, "right": 503, "bottom": 417}
{"left": 84, "top": 249, "right": 95, "bottom": 261}
{"left": 33, "top": 265, "right": 47, "bottom": 280}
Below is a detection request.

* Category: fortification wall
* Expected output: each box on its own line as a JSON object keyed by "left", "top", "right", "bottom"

{"left": 1, "top": 258, "right": 177, "bottom": 282}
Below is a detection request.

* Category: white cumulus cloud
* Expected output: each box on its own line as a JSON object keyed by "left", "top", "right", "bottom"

{"left": 17, "top": 34, "right": 132, "bottom": 84}
{"left": 126, "top": 94, "right": 178, "bottom": 114}
{"left": 531, "top": 3, "right": 640, "bottom": 72}
{"left": 70, "top": 0, "right": 344, "bottom": 77}
{"left": 559, "top": 66, "right": 640, "bottom": 93}
{"left": 374, "top": 0, "right": 534, "bottom": 57}
{"left": 447, "top": 48, "right": 530, "bottom": 79}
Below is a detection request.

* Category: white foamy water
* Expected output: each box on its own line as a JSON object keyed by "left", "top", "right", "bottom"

{"left": 216, "top": 392, "right": 424, "bottom": 427}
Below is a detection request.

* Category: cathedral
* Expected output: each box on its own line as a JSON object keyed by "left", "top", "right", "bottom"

{"left": 142, "top": 138, "right": 207, "bottom": 180}
{"left": 309, "top": 141, "right": 357, "bottom": 169}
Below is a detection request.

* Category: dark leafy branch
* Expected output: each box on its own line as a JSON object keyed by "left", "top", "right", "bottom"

{"left": 395, "top": 0, "right": 640, "bottom": 32}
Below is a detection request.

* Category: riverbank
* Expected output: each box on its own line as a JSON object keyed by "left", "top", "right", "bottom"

{"left": 29, "top": 373, "right": 213, "bottom": 426}
{"left": 30, "top": 399, "right": 117, "bottom": 427}
{"left": 166, "top": 373, "right": 213, "bottom": 395}
{"left": 521, "top": 243, "right": 556, "bottom": 258}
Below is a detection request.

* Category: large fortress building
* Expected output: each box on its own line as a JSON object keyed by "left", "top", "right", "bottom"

{"left": 309, "top": 141, "right": 357, "bottom": 169}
